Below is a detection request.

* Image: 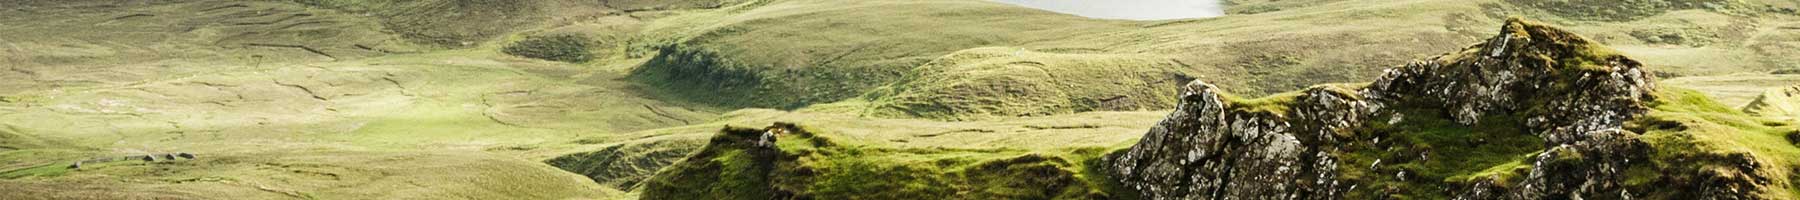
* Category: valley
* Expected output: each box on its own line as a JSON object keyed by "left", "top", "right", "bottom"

{"left": 2, "top": 0, "right": 1799, "bottom": 199}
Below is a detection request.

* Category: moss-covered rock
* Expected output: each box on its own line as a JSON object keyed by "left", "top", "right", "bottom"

{"left": 1106, "top": 17, "right": 1798, "bottom": 199}
{"left": 638, "top": 123, "right": 1116, "bottom": 200}
{"left": 637, "top": 126, "right": 788, "bottom": 200}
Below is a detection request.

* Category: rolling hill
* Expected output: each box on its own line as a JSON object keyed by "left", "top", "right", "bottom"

{"left": 2, "top": 0, "right": 1798, "bottom": 199}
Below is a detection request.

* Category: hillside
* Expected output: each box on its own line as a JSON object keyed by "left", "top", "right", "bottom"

{"left": 1, "top": 0, "right": 1798, "bottom": 199}
{"left": 620, "top": 0, "right": 1800, "bottom": 120}
{"left": 630, "top": 18, "right": 1800, "bottom": 199}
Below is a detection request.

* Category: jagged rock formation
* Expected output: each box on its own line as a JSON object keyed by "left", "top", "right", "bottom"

{"left": 1107, "top": 18, "right": 1766, "bottom": 199}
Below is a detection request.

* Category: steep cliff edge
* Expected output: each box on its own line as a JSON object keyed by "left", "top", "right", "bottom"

{"left": 1108, "top": 17, "right": 1800, "bottom": 199}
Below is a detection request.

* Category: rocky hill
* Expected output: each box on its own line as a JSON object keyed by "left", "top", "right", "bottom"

{"left": 1110, "top": 18, "right": 1798, "bottom": 199}
{"left": 630, "top": 18, "right": 1800, "bottom": 199}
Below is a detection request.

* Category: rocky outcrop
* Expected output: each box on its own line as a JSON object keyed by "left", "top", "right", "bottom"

{"left": 639, "top": 122, "right": 1103, "bottom": 200}
{"left": 1107, "top": 81, "right": 1358, "bottom": 199}
{"left": 1106, "top": 17, "right": 1720, "bottom": 199}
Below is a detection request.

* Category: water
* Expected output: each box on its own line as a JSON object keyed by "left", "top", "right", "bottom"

{"left": 990, "top": 0, "right": 1225, "bottom": 20}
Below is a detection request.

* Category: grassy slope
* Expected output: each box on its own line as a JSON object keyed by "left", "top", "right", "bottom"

{"left": 624, "top": 112, "right": 1162, "bottom": 199}
{"left": 622, "top": 0, "right": 1800, "bottom": 120}
{"left": 0, "top": 1, "right": 720, "bottom": 198}
{"left": 1635, "top": 88, "right": 1800, "bottom": 199}
{"left": 832, "top": 47, "right": 1193, "bottom": 120}
{"left": 533, "top": 109, "right": 1167, "bottom": 195}
{"left": 4, "top": 0, "right": 1800, "bottom": 199}
{"left": 0, "top": 0, "right": 414, "bottom": 94}
{"left": 625, "top": 14, "right": 1800, "bottom": 199}
{"left": 627, "top": 0, "right": 1139, "bottom": 109}
{"left": 0, "top": 49, "right": 713, "bottom": 198}
{"left": 1743, "top": 84, "right": 1800, "bottom": 121}
{"left": 625, "top": 86, "right": 1800, "bottom": 199}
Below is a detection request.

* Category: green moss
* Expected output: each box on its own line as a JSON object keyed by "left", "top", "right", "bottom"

{"left": 1455, "top": 151, "right": 1538, "bottom": 185}
{"left": 1219, "top": 90, "right": 1304, "bottom": 118}
{"left": 638, "top": 126, "right": 781, "bottom": 200}
{"left": 1218, "top": 83, "right": 1368, "bottom": 118}
{"left": 1072, "top": 146, "right": 1143, "bottom": 200}
{"left": 1500, "top": 16, "right": 1632, "bottom": 73}
{"left": 783, "top": 145, "right": 1091, "bottom": 199}
{"left": 1337, "top": 107, "right": 1544, "bottom": 199}
{"left": 1624, "top": 87, "right": 1800, "bottom": 199}
{"left": 641, "top": 124, "right": 1125, "bottom": 200}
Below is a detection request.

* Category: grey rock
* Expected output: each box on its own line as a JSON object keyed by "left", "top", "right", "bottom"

{"left": 1104, "top": 18, "right": 1751, "bottom": 200}
{"left": 1108, "top": 81, "right": 1356, "bottom": 200}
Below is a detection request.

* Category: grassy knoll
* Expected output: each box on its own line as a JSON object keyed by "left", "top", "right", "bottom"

{"left": 1628, "top": 88, "right": 1800, "bottom": 199}
{"left": 533, "top": 109, "right": 1167, "bottom": 195}
{"left": 635, "top": 123, "right": 1135, "bottom": 199}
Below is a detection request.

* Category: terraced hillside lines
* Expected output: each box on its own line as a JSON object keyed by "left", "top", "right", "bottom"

{"left": 544, "top": 134, "right": 708, "bottom": 191}
{"left": 855, "top": 47, "right": 1194, "bottom": 121}
{"left": 285, "top": 0, "right": 733, "bottom": 48}
{"left": 628, "top": 0, "right": 1137, "bottom": 109}
{"left": 620, "top": 0, "right": 1800, "bottom": 120}
{"left": 0, "top": 0, "right": 413, "bottom": 95}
